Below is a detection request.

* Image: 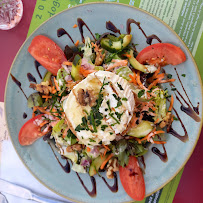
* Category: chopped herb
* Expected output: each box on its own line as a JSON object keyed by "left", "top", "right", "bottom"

{"left": 101, "top": 49, "right": 105, "bottom": 55}
{"left": 101, "top": 125, "right": 108, "bottom": 131}
{"left": 108, "top": 39, "right": 113, "bottom": 47}
{"left": 173, "top": 116, "right": 179, "bottom": 121}
{"left": 181, "top": 74, "right": 186, "bottom": 77}
{"left": 111, "top": 123, "right": 116, "bottom": 126}
{"left": 115, "top": 112, "right": 123, "bottom": 120}
{"left": 95, "top": 33, "right": 100, "bottom": 40}
{"left": 109, "top": 113, "right": 120, "bottom": 124}
{"left": 122, "top": 97, "right": 128, "bottom": 101}
{"left": 99, "top": 141, "right": 102, "bottom": 144}
{"left": 149, "top": 108, "right": 154, "bottom": 112}
{"left": 171, "top": 88, "right": 176, "bottom": 91}
{"left": 89, "top": 138, "right": 96, "bottom": 142}
{"left": 116, "top": 100, "right": 122, "bottom": 108}
{"left": 167, "top": 74, "right": 172, "bottom": 79}
{"left": 75, "top": 125, "right": 85, "bottom": 132}
{"left": 107, "top": 100, "right": 111, "bottom": 112}
{"left": 112, "top": 94, "right": 120, "bottom": 101}
{"left": 90, "top": 111, "right": 97, "bottom": 132}
{"left": 96, "top": 119, "right": 102, "bottom": 127}
{"left": 138, "top": 89, "right": 145, "bottom": 98}
{"left": 109, "top": 132, "right": 113, "bottom": 135}
{"left": 117, "top": 82, "right": 124, "bottom": 90}
{"left": 105, "top": 108, "right": 108, "bottom": 111}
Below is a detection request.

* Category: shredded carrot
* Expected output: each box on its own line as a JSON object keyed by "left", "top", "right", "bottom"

{"left": 155, "top": 73, "right": 165, "bottom": 79}
{"left": 122, "top": 53, "right": 131, "bottom": 58}
{"left": 151, "top": 66, "right": 161, "bottom": 80}
{"left": 130, "top": 115, "right": 138, "bottom": 127}
{"left": 139, "top": 130, "right": 165, "bottom": 143}
{"left": 86, "top": 147, "right": 91, "bottom": 152}
{"left": 32, "top": 106, "right": 37, "bottom": 118}
{"left": 102, "top": 144, "right": 110, "bottom": 151}
{"left": 53, "top": 77, "right": 60, "bottom": 91}
{"left": 100, "top": 154, "right": 114, "bottom": 170}
{"left": 153, "top": 141, "right": 166, "bottom": 144}
{"left": 129, "top": 72, "right": 137, "bottom": 85}
{"left": 63, "top": 61, "right": 73, "bottom": 66}
{"left": 42, "top": 95, "right": 52, "bottom": 101}
{"left": 159, "top": 78, "right": 176, "bottom": 83}
{"left": 75, "top": 40, "right": 79, "bottom": 47}
{"left": 168, "top": 95, "right": 174, "bottom": 112}
{"left": 62, "top": 127, "right": 68, "bottom": 138}
{"left": 51, "top": 86, "right": 57, "bottom": 94}
{"left": 154, "top": 118, "right": 159, "bottom": 124}
{"left": 103, "top": 149, "right": 107, "bottom": 157}
{"left": 39, "top": 120, "right": 49, "bottom": 127}
{"left": 91, "top": 42, "right": 100, "bottom": 51}
{"left": 106, "top": 60, "right": 128, "bottom": 71}
{"left": 73, "top": 24, "right": 78, "bottom": 28}
{"left": 80, "top": 67, "right": 96, "bottom": 77}
{"left": 136, "top": 71, "right": 148, "bottom": 90}
{"left": 148, "top": 75, "right": 165, "bottom": 90}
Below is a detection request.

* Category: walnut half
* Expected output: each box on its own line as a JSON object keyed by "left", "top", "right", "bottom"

{"left": 106, "top": 158, "right": 119, "bottom": 179}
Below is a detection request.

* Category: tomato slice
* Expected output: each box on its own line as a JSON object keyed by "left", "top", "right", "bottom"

{"left": 136, "top": 43, "right": 186, "bottom": 66}
{"left": 19, "top": 114, "right": 44, "bottom": 146}
{"left": 28, "top": 35, "right": 67, "bottom": 75}
{"left": 119, "top": 156, "right": 145, "bottom": 201}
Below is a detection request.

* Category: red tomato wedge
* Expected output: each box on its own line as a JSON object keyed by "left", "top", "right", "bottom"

{"left": 136, "top": 43, "right": 186, "bottom": 66}
{"left": 19, "top": 114, "right": 44, "bottom": 146}
{"left": 28, "top": 35, "right": 67, "bottom": 75}
{"left": 119, "top": 156, "right": 145, "bottom": 201}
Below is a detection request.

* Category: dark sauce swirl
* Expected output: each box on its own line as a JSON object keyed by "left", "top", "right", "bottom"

{"left": 152, "top": 144, "right": 168, "bottom": 162}
{"left": 47, "top": 142, "right": 70, "bottom": 173}
{"left": 10, "top": 74, "right": 28, "bottom": 100}
{"left": 34, "top": 60, "right": 42, "bottom": 79}
{"left": 101, "top": 172, "right": 118, "bottom": 193}
{"left": 126, "top": 18, "right": 162, "bottom": 45}
{"left": 23, "top": 112, "right": 27, "bottom": 119}
{"left": 77, "top": 18, "right": 96, "bottom": 42}
{"left": 106, "top": 21, "right": 121, "bottom": 34}
{"left": 76, "top": 172, "right": 97, "bottom": 197}
{"left": 27, "top": 73, "right": 37, "bottom": 83}
{"left": 57, "top": 28, "right": 75, "bottom": 45}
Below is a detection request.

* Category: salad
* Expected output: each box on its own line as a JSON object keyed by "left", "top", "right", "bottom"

{"left": 18, "top": 26, "right": 186, "bottom": 201}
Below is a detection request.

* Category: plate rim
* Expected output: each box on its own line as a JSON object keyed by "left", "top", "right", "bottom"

{"left": 4, "top": 2, "right": 203, "bottom": 202}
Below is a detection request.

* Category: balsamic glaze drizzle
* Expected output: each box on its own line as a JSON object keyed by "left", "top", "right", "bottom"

{"left": 10, "top": 74, "right": 28, "bottom": 100}
{"left": 76, "top": 172, "right": 97, "bottom": 197}
{"left": 77, "top": 18, "right": 96, "bottom": 43}
{"left": 23, "top": 112, "right": 27, "bottom": 119}
{"left": 57, "top": 28, "right": 75, "bottom": 45}
{"left": 174, "top": 67, "right": 200, "bottom": 116}
{"left": 106, "top": 21, "right": 121, "bottom": 34}
{"left": 152, "top": 144, "right": 168, "bottom": 162}
{"left": 27, "top": 73, "right": 37, "bottom": 83}
{"left": 168, "top": 105, "right": 189, "bottom": 142}
{"left": 47, "top": 142, "right": 70, "bottom": 173}
{"left": 126, "top": 19, "right": 162, "bottom": 45}
{"left": 101, "top": 172, "right": 118, "bottom": 193}
{"left": 34, "top": 60, "right": 42, "bottom": 79}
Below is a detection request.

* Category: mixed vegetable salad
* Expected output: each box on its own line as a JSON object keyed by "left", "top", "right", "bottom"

{"left": 19, "top": 27, "right": 186, "bottom": 200}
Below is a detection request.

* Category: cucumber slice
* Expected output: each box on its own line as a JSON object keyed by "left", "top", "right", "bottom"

{"left": 89, "top": 154, "right": 108, "bottom": 176}
{"left": 128, "top": 121, "right": 153, "bottom": 138}
{"left": 101, "top": 34, "right": 132, "bottom": 53}
{"left": 129, "top": 49, "right": 147, "bottom": 73}
{"left": 71, "top": 54, "right": 82, "bottom": 81}
{"left": 116, "top": 66, "right": 133, "bottom": 81}
{"left": 43, "top": 71, "right": 52, "bottom": 82}
{"left": 27, "top": 92, "right": 43, "bottom": 108}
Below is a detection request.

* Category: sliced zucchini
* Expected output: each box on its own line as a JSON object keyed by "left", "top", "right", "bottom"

{"left": 129, "top": 49, "right": 147, "bottom": 73}
{"left": 71, "top": 54, "right": 82, "bottom": 81}
{"left": 116, "top": 66, "right": 133, "bottom": 81}
{"left": 101, "top": 34, "right": 132, "bottom": 52}
{"left": 128, "top": 121, "right": 153, "bottom": 138}
{"left": 43, "top": 71, "right": 52, "bottom": 82}
{"left": 27, "top": 92, "right": 43, "bottom": 108}
{"left": 89, "top": 154, "right": 108, "bottom": 176}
